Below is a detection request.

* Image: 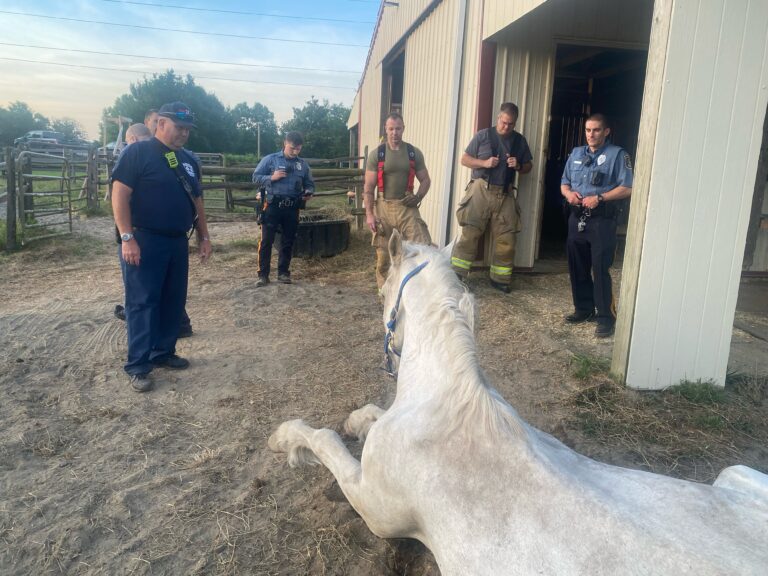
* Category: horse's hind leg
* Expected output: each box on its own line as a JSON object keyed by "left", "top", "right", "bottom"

{"left": 344, "top": 404, "right": 386, "bottom": 442}
{"left": 714, "top": 465, "right": 768, "bottom": 502}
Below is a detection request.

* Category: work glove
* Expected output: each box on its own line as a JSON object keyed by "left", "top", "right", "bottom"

{"left": 401, "top": 194, "right": 421, "bottom": 208}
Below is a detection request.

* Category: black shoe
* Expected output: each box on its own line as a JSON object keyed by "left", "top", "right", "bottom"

{"left": 178, "top": 325, "right": 193, "bottom": 338}
{"left": 130, "top": 373, "right": 153, "bottom": 392}
{"left": 153, "top": 354, "right": 190, "bottom": 370}
{"left": 255, "top": 276, "right": 270, "bottom": 288}
{"left": 595, "top": 323, "right": 615, "bottom": 338}
{"left": 565, "top": 310, "right": 595, "bottom": 324}
{"left": 277, "top": 273, "right": 292, "bottom": 284}
{"left": 114, "top": 304, "right": 126, "bottom": 321}
{"left": 490, "top": 279, "right": 511, "bottom": 294}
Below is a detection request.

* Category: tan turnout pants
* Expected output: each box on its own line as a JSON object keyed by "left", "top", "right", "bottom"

{"left": 372, "top": 198, "right": 432, "bottom": 288}
{"left": 451, "top": 179, "right": 521, "bottom": 285}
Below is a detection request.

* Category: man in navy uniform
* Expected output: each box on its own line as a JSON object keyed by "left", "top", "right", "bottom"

{"left": 112, "top": 101, "right": 212, "bottom": 392}
{"left": 561, "top": 113, "right": 633, "bottom": 338}
{"left": 252, "top": 131, "right": 315, "bottom": 287}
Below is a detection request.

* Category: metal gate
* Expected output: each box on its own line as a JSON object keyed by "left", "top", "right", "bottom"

{"left": 8, "top": 147, "right": 93, "bottom": 245}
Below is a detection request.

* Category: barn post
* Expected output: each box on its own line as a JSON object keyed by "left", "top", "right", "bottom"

{"left": 5, "top": 147, "right": 17, "bottom": 251}
{"left": 615, "top": 0, "right": 768, "bottom": 389}
{"left": 21, "top": 152, "right": 33, "bottom": 222}
{"left": 85, "top": 147, "right": 97, "bottom": 210}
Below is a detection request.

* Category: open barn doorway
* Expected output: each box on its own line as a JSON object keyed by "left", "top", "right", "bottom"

{"left": 540, "top": 44, "right": 647, "bottom": 258}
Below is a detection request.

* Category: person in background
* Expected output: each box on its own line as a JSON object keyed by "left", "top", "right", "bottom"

{"left": 451, "top": 102, "right": 533, "bottom": 293}
{"left": 114, "top": 111, "right": 197, "bottom": 338}
{"left": 125, "top": 123, "right": 152, "bottom": 147}
{"left": 252, "top": 131, "right": 315, "bottom": 287}
{"left": 363, "top": 113, "right": 432, "bottom": 289}
{"left": 111, "top": 101, "right": 212, "bottom": 392}
{"left": 560, "top": 113, "right": 633, "bottom": 338}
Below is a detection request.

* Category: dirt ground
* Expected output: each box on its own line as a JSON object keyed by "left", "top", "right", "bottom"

{"left": 1, "top": 215, "right": 767, "bottom": 575}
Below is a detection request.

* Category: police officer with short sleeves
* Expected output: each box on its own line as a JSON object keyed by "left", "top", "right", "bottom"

{"left": 112, "top": 101, "right": 212, "bottom": 392}
{"left": 252, "top": 131, "right": 315, "bottom": 287}
{"left": 561, "top": 114, "right": 633, "bottom": 338}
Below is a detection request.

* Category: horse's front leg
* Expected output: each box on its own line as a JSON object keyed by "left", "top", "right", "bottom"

{"left": 269, "top": 419, "right": 363, "bottom": 497}
{"left": 269, "top": 419, "right": 411, "bottom": 540}
{"left": 344, "top": 404, "right": 386, "bottom": 442}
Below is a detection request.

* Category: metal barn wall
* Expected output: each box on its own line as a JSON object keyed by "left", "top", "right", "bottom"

{"left": 355, "top": 0, "right": 467, "bottom": 245}
{"left": 625, "top": 0, "right": 768, "bottom": 389}
{"left": 400, "top": 0, "right": 468, "bottom": 244}
{"left": 488, "top": 0, "right": 653, "bottom": 267}
{"left": 450, "top": 0, "right": 487, "bottom": 243}
{"left": 356, "top": 1, "right": 440, "bottom": 164}
{"left": 482, "top": 0, "right": 547, "bottom": 38}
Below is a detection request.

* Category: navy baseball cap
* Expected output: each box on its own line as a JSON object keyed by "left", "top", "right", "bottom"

{"left": 157, "top": 101, "right": 197, "bottom": 128}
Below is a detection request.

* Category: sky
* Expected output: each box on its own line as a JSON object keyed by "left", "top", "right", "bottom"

{"left": 0, "top": 0, "right": 379, "bottom": 140}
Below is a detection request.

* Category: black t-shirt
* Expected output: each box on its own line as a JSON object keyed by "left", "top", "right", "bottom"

{"left": 112, "top": 138, "right": 202, "bottom": 234}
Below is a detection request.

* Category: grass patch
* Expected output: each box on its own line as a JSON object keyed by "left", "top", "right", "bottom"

{"left": 570, "top": 353, "right": 610, "bottom": 380}
{"left": 225, "top": 238, "right": 259, "bottom": 250}
{"left": 567, "top": 374, "right": 768, "bottom": 482}
{"left": 79, "top": 203, "right": 110, "bottom": 217}
{"left": 667, "top": 379, "right": 727, "bottom": 405}
{"left": 0, "top": 220, "right": 21, "bottom": 251}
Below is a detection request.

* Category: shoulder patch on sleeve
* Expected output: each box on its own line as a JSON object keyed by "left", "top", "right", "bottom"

{"left": 624, "top": 153, "right": 632, "bottom": 170}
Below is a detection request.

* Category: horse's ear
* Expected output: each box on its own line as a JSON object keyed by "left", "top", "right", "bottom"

{"left": 458, "top": 292, "right": 477, "bottom": 333}
{"left": 389, "top": 229, "right": 403, "bottom": 268}
{"left": 441, "top": 238, "right": 457, "bottom": 260}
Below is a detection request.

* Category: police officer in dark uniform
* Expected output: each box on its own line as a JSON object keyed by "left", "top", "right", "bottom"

{"left": 561, "top": 113, "right": 633, "bottom": 338}
{"left": 252, "top": 131, "right": 315, "bottom": 287}
{"left": 112, "top": 101, "right": 212, "bottom": 392}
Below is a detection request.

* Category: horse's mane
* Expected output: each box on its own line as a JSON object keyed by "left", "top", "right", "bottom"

{"left": 399, "top": 243, "right": 525, "bottom": 441}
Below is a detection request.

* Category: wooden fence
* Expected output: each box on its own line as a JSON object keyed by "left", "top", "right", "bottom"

{"left": 3, "top": 146, "right": 366, "bottom": 251}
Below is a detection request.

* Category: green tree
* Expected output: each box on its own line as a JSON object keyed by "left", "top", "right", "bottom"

{"left": 0, "top": 102, "right": 49, "bottom": 146}
{"left": 103, "top": 70, "right": 230, "bottom": 152}
{"left": 51, "top": 118, "right": 87, "bottom": 142}
{"left": 280, "top": 97, "right": 351, "bottom": 159}
{"left": 228, "top": 102, "right": 279, "bottom": 157}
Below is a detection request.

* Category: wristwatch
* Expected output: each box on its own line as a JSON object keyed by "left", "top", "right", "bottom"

{"left": 120, "top": 232, "right": 134, "bottom": 242}
{"left": 597, "top": 194, "right": 604, "bottom": 203}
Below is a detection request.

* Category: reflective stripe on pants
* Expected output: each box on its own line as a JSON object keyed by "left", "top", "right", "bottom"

{"left": 451, "top": 179, "right": 520, "bottom": 284}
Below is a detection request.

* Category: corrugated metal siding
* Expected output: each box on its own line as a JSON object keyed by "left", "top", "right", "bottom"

{"left": 627, "top": 0, "right": 768, "bottom": 389}
{"left": 450, "top": 0, "right": 485, "bottom": 242}
{"left": 357, "top": 1, "right": 441, "bottom": 157}
{"left": 400, "top": 1, "right": 461, "bottom": 243}
{"left": 483, "top": 0, "right": 547, "bottom": 38}
{"left": 754, "top": 183, "right": 768, "bottom": 271}
{"left": 492, "top": 46, "right": 554, "bottom": 267}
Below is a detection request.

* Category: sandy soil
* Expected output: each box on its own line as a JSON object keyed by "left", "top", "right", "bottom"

{"left": 1, "top": 215, "right": 766, "bottom": 575}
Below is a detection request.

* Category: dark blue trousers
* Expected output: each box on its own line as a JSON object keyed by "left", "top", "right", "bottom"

{"left": 258, "top": 203, "right": 300, "bottom": 278}
{"left": 566, "top": 213, "right": 617, "bottom": 327}
{"left": 119, "top": 230, "right": 188, "bottom": 375}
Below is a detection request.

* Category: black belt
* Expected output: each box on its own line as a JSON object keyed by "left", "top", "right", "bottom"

{"left": 477, "top": 177, "right": 515, "bottom": 194}
{"left": 570, "top": 203, "right": 616, "bottom": 219}
{"left": 134, "top": 226, "right": 188, "bottom": 238}
{"left": 269, "top": 196, "right": 300, "bottom": 209}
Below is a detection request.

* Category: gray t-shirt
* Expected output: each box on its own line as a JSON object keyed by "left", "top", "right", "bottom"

{"left": 465, "top": 128, "right": 533, "bottom": 187}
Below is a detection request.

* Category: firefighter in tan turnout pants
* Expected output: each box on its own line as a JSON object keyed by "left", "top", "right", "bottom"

{"left": 451, "top": 102, "right": 533, "bottom": 293}
{"left": 364, "top": 113, "right": 432, "bottom": 288}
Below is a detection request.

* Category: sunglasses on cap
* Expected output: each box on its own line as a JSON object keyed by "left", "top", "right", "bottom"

{"left": 171, "top": 109, "right": 195, "bottom": 123}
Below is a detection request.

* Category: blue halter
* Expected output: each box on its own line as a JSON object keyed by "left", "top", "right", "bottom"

{"left": 384, "top": 261, "right": 428, "bottom": 377}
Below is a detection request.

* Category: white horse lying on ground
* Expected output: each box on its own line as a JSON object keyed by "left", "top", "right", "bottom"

{"left": 269, "top": 231, "right": 768, "bottom": 575}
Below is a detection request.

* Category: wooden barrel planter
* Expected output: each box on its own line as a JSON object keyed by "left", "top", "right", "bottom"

{"left": 277, "top": 211, "right": 350, "bottom": 258}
